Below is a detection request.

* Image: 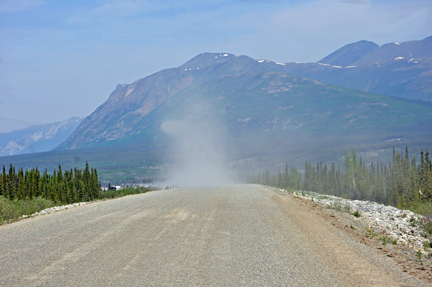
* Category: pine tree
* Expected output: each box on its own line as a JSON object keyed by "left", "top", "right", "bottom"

{"left": 289, "top": 167, "right": 302, "bottom": 190}
{"left": 8, "top": 163, "right": 15, "bottom": 200}
{"left": 16, "top": 169, "right": 24, "bottom": 200}
{"left": 409, "top": 157, "right": 420, "bottom": 207}
{"left": 423, "top": 150, "right": 432, "bottom": 201}
{"left": 277, "top": 167, "right": 282, "bottom": 187}
{"left": 34, "top": 167, "right": 41, "bottom": 198}
{"left": 3, "top": 165, "right": 9, "bottom": 199}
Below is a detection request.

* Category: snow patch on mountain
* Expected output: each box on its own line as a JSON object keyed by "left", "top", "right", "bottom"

{"left": 2, "top": 141, "right": 25, "bottom": 155}
{"left": 125, "top": 86, "right": 135, "bottom": 97}
{"left": 0, "top": 117, "right": 82, "bottom": 156}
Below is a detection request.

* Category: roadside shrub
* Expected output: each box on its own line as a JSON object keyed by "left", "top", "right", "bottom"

{"left": 101, "top": 186, "right": 151, "bottom": 200}
{"left": 423, "top": 240, "right": 432, "bottom": 251}
{"left": 411, "top": 202, "right": 432, "bottom": 218}
{"left": 0, "top": 196, "right": 16, "bottom": 223}
{"left": 1, "top": 187, "right": 152, "bottom": 225}
{"left": 0, "top": 196, "right": 56, "bottom": 225}
{"left": 326, "top": 201, "right": 351, "bottom": 213}
{"left": 15, "top": 197, "right": 55, "bottom": 217}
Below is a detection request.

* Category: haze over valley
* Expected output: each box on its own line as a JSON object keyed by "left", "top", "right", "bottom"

{"left": 1, "top": 36, "right": 432, "bottom": 185}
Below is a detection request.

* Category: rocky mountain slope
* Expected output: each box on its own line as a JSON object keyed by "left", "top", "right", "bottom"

{"left": 0, "top": 117, "right": 82, "bottom": 156}
{"left": 59, "top": 54, "right": 240, "bottom": 149}
{"left": 4, "top": 37, "right": 432, "bottom": 183}
{"left": 283, "top": 36, "right": 432, "bottom": 101}
{"left": 58, "top": 51, "right": 432, "bottom": 153}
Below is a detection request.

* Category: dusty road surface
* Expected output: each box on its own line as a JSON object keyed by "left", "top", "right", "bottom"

{"left": 0, "top": 185, "right": 425, "bottom": 286}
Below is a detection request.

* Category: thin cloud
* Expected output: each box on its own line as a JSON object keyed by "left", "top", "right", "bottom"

{"left": 0, "top": 116, "right": 41, "bottom": 132}
{"left": 267, "top": 0, "right": 432, "bottom": 57}
{"left": 0, "top": 0, "right": 44, "bottom": 13}
{"left": 0, "top": 115, "right": 38, "bottom": 125}
{"left": 236, "top": 0, "right": 283, "bottom": 3}
{"left": 66, "top": 0, "right": 230, "bottom": 25}
{"left": 334, "top": 0, "right": 368, "bottom": 4}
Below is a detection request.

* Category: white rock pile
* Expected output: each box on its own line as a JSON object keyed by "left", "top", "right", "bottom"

{"left": 21, "top": 202, "right": 90, "bottom": 219}
{"left": 286, "top": 190, "right": 430, "bottom": 253}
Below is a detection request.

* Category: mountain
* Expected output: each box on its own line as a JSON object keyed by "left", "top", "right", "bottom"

{"left": 3, "top": 47, "right": 432, "bottom": 184}
{"left": 318, "top": 40, "right": 379, "bottom": 67}
{"left": 57, "top": 52, "right": 432, "bottom": 157}
{"left": 0, "top": 117, "right": 82, "bottom": 157}
{"left": 283, "top": 36, "right": 432, "bottom": 101}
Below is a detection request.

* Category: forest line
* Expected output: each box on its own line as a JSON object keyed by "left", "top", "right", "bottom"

{"left": 249, "top": 147, "right": 432, "bottom": 212}
{"left": 0, "top": 162, "right": 150, "bottom": 224}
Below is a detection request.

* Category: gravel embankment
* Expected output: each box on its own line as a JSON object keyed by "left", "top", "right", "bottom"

{"left": 22, "top": 201, "right": 91, "bottom": 219}
{"left": 288, "top": 190, "right": 430, "bottom": 253}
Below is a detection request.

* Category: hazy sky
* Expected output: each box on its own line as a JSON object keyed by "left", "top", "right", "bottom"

{"left": 1, "top": 0, "right": 431, "bottom": 132}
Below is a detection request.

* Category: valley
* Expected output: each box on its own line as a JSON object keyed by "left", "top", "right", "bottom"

{"left": 1, "top": 38, "right": 432, "bottom": 184}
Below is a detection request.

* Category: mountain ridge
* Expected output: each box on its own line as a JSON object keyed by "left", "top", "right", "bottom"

{"left": 0, "top": 117, "right": 82, "bottom": 156}
{"left": 318, "top": 40, "right": 379, "bottom": 67}
{"left": 5, "top": 36, "right": 431, "bottom": 183}
{"left": 57, "top": 49, "right": 432, "bottom": 153}
{"left": 284, "top": 35, "right": 432, "bottom": 101}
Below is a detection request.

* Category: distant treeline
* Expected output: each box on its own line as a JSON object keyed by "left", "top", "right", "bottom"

{"left": 1, "top": 162, "right": 101, "bottom": 204}
{"left": 250, "top": 147, "right": 432, "bottom": 210}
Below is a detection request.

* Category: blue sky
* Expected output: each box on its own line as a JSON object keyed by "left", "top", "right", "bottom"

{"left": 1, "top": 0, "right": 431, "bottom": 132}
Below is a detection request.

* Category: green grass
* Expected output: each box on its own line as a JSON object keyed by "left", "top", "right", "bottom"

{"left": 0, "top": 186, "right": 153, "bottom": 225}
{"left": 326, "top": 201, "right": 352, "bottom": 213}
{"left": 411, "top": 201, "right": 432, "bottom": 218}
{"left": 0, "top": 195, "right": 56, "bottom": 224}
{"left": 101, "top": 186, "right": 152, "bottom": 199}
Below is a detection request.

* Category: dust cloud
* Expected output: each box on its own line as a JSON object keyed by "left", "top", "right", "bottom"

{"left": 160, "top": 120, "right": 236, "bottom": 187}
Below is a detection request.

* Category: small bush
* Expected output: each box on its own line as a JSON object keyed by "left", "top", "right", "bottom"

{"left": 353, "top": 210, "right": 361, "bottom": 218}
{"left": 326, "top": 201, "right": 351, "bottom": 213}
{"left": 417, "top": 250, "right": 422, "bottom": 260}
{"left": 1, "top": 187, "right": 152, "bottom": 225}
{"left": 0, "top": 196, "right": 56, "bottom": 224}
{"left": 412, "top": 202, "right": 432, "bottom": 218}
{"left": 423, "top": 240, "right": 432, "bottom": 250}
{"left": 16, "top": 197, "right": 55, "bottom": 216}
{"left": 417, "top": 218, "right": 432, "bottom": 236}
{"left": 101, "top": 186, "right": 151, "bottom": 200}
{"left": 0, "top": 196, "right": 16, "bottom": 222}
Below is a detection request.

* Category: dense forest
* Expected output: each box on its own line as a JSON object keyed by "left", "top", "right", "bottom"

{"left": 250, "top": 147, "right": 432, "bottom": 211}
{"left": 1, "top": 162, "right": 101, "bottom": 204}
{"left": 0, "top": 162, "right": 152, "bottom": 224}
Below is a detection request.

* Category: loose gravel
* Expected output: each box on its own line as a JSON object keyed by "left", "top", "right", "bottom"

{"left": 21, "top": 201, "right": 91, "bottom": 219}
{"left": 289, "top": 190, "right": 430, "bottom": 253}
{"left": 0, "top": 185, "right": 425, "bottom": 286}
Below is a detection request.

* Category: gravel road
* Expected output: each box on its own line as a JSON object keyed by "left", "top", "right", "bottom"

{"left": 0, "top": 184, "right": 424, "bottom": 286}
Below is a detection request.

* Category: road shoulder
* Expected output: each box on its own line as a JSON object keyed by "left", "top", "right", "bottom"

{"left": 269, "top": 187, "right": 432, "bottom": 285}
